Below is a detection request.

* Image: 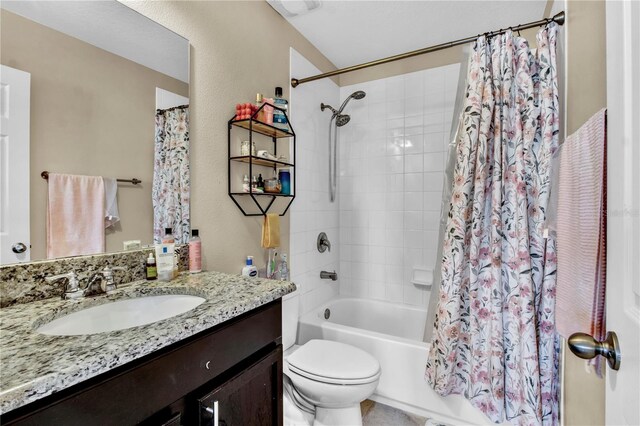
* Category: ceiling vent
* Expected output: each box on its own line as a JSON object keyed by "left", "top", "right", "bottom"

{"left": 267, "top": 0, "right": 322, "bottom": 18}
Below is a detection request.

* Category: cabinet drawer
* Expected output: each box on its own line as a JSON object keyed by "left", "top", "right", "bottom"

{"left": 3, "top": 300, "right": 282, "bottom": 426}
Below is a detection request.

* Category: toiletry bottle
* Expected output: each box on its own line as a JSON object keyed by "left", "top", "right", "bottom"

{"left": 279, "top": 169, "right": 291, "bottom": 195}
{"left": 156, "top": 243, "right": 175, "bottom": 282}
{"left": 242, "top": 256, "right": 258, "bottom": 277}
{"left": 273, "top": 87, "right": 289, "bottom": 130}
{"left": 162, "top": 227, "right": 177, "bottom": 278}
{"left": 189, "top": 229, "right": 202, "bottom": 273}
{"left": 278, "top": 253, "right": 289, "bottom": 281}
{"left": 162, "top": 227, "right": 175, "bottom": 243}
{"left": 255, "top": 93, "right": 264, "bottom": 122}
{"left": 263, "top": 97, "right": 274, "bottom": 125}
{"left": 241, "top": 140, "right": 250, "bottom": 156}
{"left": 257, "top": 174, "right": 264, "bottom": 192}
{"left": 145, "top": 252, "right": 157, "bottom": 281}
{"left": 243, "top": 174, "right": 250, "bottom": 193}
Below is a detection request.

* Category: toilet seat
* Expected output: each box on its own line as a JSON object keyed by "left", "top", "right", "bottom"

{"left": 288, "top": 364, "right": 380, "bottom": 385}
{"left": 286, "top": 340, "right": 381, "bottom": 385}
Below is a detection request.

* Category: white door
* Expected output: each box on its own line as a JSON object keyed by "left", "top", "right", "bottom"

{"left": 0, "top": 65, "right": 31, "bottom": 265}
{"left": 605, "top": 1, "right": 640, "bottom": 424}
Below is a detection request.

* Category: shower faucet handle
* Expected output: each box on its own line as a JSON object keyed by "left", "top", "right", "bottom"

{"left": 317, "top": 232, "right": 331, "bottom": 253}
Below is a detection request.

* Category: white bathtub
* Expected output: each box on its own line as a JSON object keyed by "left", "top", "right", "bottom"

{"left": 297, "top": 297, "right": 492, "bottom": 425}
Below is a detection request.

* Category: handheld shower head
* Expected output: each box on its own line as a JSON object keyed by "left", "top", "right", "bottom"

{"left": 351, "top": 90, "right": 366, "bottom": 100}
{"left": 338, "top": 90, "right": 367, "bottom": 113}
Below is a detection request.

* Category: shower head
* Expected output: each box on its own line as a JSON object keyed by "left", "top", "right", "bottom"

{"left": 336, "top": 114, "right": 351, "bottom": 127}
{"left": 337, "top": 90, "right": 367, "bottom": 114}
{"left": 351, "top": 90, "right": 366, "bottom": 100}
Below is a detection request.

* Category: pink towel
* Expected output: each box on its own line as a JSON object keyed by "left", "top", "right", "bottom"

{"left": 47, "top": 173, "right": 106, "bottom": 259}
{"left": 555, "top": 109, "right": 607, "bottom": 354}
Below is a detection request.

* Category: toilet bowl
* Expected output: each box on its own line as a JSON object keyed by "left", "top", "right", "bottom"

{"left": 282, "top": 291, "right": 381, "bottom": 426}
{"left": 284, "top": 340, "right": 381, "bottom": 426}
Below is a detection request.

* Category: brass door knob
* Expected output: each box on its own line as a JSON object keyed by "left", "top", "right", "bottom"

{"left": 568, "top": 331, "right": 621, "bottom": 370}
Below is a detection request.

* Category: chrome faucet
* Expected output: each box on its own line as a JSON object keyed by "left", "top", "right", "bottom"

{"left": 88, "top": 266, "right": 127, "bottom": 294}
{"left": 320, "top": 270, "right": 338, "bottom": 281}
{"left": 317, "top": 232, "right": 331, "bottom": 253}
{"left": 45, "top": 266, "right": 127, "bottom": 300}
{"left": 45, "top": 272, "right": 83, "bottom": 299}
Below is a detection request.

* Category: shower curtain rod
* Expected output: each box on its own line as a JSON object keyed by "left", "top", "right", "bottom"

{"left": 290, "top": 11, "right": 565, "bottom": 88}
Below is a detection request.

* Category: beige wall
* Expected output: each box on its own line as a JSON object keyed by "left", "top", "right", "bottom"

{"left": 122, "top": 1, "right": 336, "bottom": 274}
{"left": 562, "top": 1, "right": 607, "bottom": 425}
{"left": 0, "top": 10, "right": 188, "bottom": 260}
{"left": 338, "top": 46, "right": 465, "bottom": 87}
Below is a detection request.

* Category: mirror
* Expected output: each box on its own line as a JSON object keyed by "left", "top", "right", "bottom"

{"left": 0, "top": 1, "right": 190, "bottom": 264}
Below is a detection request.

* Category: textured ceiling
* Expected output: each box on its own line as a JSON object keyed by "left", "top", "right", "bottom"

{"left": 1, "top": 1, "right": 189, "bottom": 83}
{"left": 269, "top": 0, "right": 548, "bottom": 68}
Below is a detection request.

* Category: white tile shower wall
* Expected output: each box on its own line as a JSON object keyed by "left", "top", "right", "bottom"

{"left": 289, "top": 49, "right": 340, "bottom": 315}
{"left": 339, "top": 64, "right": 460, "bottom": 307}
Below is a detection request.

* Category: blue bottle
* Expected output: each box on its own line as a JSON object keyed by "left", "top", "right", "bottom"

{"left": 273, "top": 87, "right": 288, "bottom": 131}
{"left": 279, "top": 169, "right": 291, "bottom": 195}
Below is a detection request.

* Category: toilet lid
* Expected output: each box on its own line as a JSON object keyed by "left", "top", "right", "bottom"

{"left": 287, "top": 340, "right": 380, "bottom": 383}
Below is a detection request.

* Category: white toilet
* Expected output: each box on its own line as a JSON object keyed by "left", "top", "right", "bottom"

{"left": 282, "top": 291, "right": 381, "bottom": 426}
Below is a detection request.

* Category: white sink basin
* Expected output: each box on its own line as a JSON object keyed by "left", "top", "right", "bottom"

{"left": 37, "top": 295, "right": 206, "bottom": 336}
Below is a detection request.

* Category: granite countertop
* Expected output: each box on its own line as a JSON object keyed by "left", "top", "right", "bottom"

{"left": 0, "top": 271, "right": 296, "bottom": 415}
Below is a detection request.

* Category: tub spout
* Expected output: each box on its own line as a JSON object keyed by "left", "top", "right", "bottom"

{"left": 320, "top": 270, "right": 338, "bottom": 281}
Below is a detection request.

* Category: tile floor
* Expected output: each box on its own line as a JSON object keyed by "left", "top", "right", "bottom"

{"left": 361, "top": 400, "right": 427, "bottom": 425}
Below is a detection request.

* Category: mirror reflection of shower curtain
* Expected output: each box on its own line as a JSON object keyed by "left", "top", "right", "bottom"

{"left": 423, "top": 47, "right": 471, "bottom": 343}
{"left": 153, "top": 106, "right": 190, "bottom": 244}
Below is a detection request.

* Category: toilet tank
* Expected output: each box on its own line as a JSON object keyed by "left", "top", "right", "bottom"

{"left": 282, "top": 290, "right": 299, "bottom": 350}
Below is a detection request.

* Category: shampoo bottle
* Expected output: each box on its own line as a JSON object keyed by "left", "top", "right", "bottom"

{"left": 189, "top": 229, "right": 202, "bottom": 273}
{"left": 242, "top": 256, "right": 258, "bottom": 277}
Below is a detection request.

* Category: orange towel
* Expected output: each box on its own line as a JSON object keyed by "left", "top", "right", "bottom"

{"left": 261, "top": 213, "right": 280, "bottom": 249}
{"left": 47, "top": 173, "right": 105, "bottom": 258}
{"left": 555, "top": 109, "right": 607, "bottom": 344}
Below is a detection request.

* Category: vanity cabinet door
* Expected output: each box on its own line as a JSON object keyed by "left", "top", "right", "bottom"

{"left": 198, "top": 346, "right": 283, "bottom": 426}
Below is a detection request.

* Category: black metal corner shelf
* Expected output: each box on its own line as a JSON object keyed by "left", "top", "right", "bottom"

{"left": 229, "top": 155, "right": 294, "bottom": 168}
{"left": 228, "top": 102, "right": 296, "bottom": 217}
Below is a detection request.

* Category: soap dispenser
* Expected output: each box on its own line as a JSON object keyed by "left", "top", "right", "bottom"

{"left": 242, "top": 256, "right": 258, "bottom": 277}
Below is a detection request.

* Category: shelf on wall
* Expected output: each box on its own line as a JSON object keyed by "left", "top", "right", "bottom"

{"left": 230, "top": 119, "right": 293, "bottom": 138}
{"left": 229, "top": 192, "right": 294, "bottom": 198}
{"left": 228, "top": 102, "right": 296, "bottom": 217}
{"left": 230, "top": 156, "right": 294, "bottom": 168}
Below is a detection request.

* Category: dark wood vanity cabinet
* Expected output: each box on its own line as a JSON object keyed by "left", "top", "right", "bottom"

{"left": 197, "top": 348, "right": 282, "bottom": 426}
{"left": 2, "top": 300, "right": 284, "bottom": 426}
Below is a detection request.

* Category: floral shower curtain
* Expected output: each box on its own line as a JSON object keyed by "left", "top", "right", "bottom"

{"left": 426, "top": 24, "right": 559, "bottom": 425}
{"left": 153, "top": 105, "right": 190, "bottom": 244}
